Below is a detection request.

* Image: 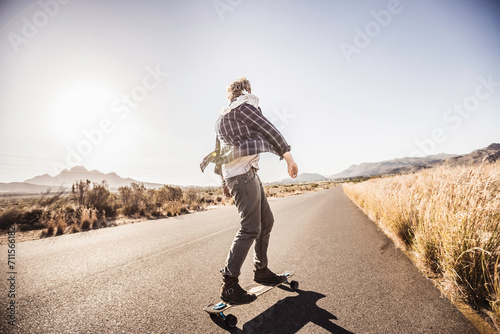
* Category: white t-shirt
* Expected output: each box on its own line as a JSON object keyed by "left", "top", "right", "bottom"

{"left": 222, "top": 154, "right": 260, "bottom": 179}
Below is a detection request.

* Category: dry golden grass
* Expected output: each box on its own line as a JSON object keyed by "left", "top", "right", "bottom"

{"left": 344, "top": 162, "right": 500, "bottom": 326}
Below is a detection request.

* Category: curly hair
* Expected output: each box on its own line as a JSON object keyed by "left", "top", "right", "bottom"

{"left": 227, "top": 77, "right": 251, "bottom": 101}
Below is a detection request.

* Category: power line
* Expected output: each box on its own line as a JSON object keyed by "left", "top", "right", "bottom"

{"left": 0, "top": 153, "right": 61, "bottom": 162}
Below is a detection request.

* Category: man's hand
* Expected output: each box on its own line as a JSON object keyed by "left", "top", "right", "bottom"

{"left": 288, "top": 161, "right": 298, "bottom": 178}
{"left": 221, "top": 175, "right": 231, "bottom": 198}
{"left": 283, "top": 152, "right": 298, "bottom": 178}
{"left": 223, "top": 184, "right": 231, "bottom": 198}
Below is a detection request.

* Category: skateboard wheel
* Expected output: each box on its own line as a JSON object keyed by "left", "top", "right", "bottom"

{"left": 225, "top": 314, "right": 238, "bottom": 328}
{"left": 290, "top": 280, "right": 299, "bottom": 291}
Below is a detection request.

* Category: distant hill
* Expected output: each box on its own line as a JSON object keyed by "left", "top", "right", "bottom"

{"left": 0, "top": 182, "right": 55, "bottom": 194}
{"left": 330, "top": 154, "right": 456, "bottom": 179}
{"left": 272, "top": 173, "right": 328, "bottom": 185}
{"left": 445, "top": 143, "right": 500, "bottom": 166}
{"left": 0, "top": 166, "right": 165, "bottom": 193}
{"left": 331, "top": 143, "right": 500, "bottom": 179}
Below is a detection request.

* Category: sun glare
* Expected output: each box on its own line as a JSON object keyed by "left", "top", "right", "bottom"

{"left": 51, "top": 84, "right": 114, "bottom": 142}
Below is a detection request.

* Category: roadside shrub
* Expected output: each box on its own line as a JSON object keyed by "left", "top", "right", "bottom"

{"left": 77, "top": 207, "right": 98, "bottom": 230}
{"left": 157, "top": 185, "right": 183, "bottom": 203}
{"left": 72, "top": 180, "right": 117, "bottom": 217}
{"left": 119, "top": 183, "right": 147, "bottom": 216}
{"left": 0, "top": 208, "right": 23, "bottom": 230}
{"left": 183, "top": 187, "right": 202, "bottom": 205}
{"left": 38, "top": 187, "right": 65, "bottom": 206}
{"left": 19, "top": 209, "right": 46, "bottom": 231}
{"left": 22, "top": 208, "right": 43, "bottom": 225}
{"left": 123, "top": 205, "right": 139, "bottom": 216}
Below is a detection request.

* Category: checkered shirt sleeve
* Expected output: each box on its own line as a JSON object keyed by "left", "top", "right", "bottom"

{"left": 200, "top": 103, "right": 291, "bottom": 174}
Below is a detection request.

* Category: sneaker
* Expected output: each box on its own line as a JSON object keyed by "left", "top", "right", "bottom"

{"left": 220, "top": 275, "right": 257, "bottom": 304}
{"left": 254, "top": 267, "right": 287, "bottom": 284}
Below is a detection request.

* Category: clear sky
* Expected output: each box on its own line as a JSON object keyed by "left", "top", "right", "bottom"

{"left": 1, "top": 0, "right": 499, "bottom": 186}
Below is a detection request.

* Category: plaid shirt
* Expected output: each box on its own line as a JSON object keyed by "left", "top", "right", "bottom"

{"left": 200, "top": 103, "right": 291, "bottom": 175}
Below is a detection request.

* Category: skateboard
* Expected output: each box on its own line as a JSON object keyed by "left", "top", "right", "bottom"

{"left": 203, "top": 270, "right": 298, "bottom": 328}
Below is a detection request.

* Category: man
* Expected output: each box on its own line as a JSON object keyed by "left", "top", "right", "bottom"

{"left": 200, "top": 77, "right": 298, "bottom": 304}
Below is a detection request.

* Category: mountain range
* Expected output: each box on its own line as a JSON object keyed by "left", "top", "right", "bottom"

{"left": 330, "top": 143, "right": 500, "bottom": 180}
{"left": 446, "top": 143, "right": 500, "bottom": 166}
{"left": 1, "top": 143, "right": 499, "bottom": 193}
{"left": 0, "top": 166, "right": 164, "bottom": 193}
{"left": 271, "top": 173, "right": 328, "bottom": 185}
{"left": 329, "top": 153, "right": 457, "bottom": 179}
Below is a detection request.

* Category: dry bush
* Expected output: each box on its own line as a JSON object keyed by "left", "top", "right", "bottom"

{"left": 38, "top": 187, "right": 65, "bottom": 206}
{"left": 118, "top": 184, "right": 187, "bottom": 217}
{"left": 0, "top": 188, "right": 70, "bottom": 232}
{"left": 119, "top": 183, "right": 146, "bottom": 216}
{"left": 42, "top": 208, "right": 69, "bottom": 236}
{"left": 72, "top": 180, "right": 117, "bottom": 217}
{"left": 163, "top": 201, "right": 182, "bottom": 217}
{"left": 183, "top": 187, "right": 204, "bottom": 206}
{"left": 344, "top": 162, "right": 500, "bottom": 322}
{"left": 157, "top": 185, "right": 183, "bottom": 203}
{"left": 0, "top": 207, "right": 23, "bottom": 230}
{"left": 77, "top": 207, "right": 99, "bottom": 230}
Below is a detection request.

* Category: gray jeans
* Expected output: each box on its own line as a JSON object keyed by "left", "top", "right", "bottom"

{"left": 221, "top": 168, "right": 274, "bottom": 277}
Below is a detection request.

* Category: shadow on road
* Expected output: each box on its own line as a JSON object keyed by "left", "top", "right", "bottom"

{"left": 209, "top": 287, "right": 353, "bottom": 333}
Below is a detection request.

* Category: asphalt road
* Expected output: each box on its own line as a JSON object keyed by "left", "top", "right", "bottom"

{"left": 1, "top": 187, "right": 479, "bottom": 333}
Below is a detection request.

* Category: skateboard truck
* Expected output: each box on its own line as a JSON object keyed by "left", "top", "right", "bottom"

{"left": 204, "top": 270, "right": 299, "bottom": 329}
{"left": 219, "top": 312, "right": 238, "bottom": 328}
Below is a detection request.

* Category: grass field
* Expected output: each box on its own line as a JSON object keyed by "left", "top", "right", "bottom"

{"left": 344, "top": 162, "right": 500, "bottom": 328}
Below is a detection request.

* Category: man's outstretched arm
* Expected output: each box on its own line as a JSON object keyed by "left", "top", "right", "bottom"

{"left": 283, "top": 151, "right": 298, "bottom": 178}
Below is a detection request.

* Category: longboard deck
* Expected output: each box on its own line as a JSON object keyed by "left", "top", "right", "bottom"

{"left": 203, "top": 270, "right": 295, "bottom": 315}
